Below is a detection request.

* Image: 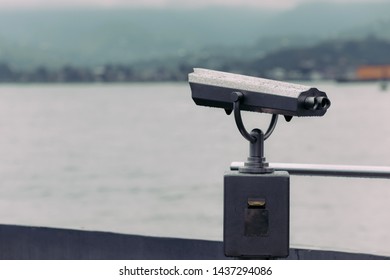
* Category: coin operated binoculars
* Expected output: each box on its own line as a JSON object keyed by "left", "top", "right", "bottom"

{"left": 189, "top": 68, "right": 331, "bottom": 259}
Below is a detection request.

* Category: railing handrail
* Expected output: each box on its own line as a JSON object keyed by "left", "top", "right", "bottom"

{"left": 230, "top": 162, "right": 390, "bottom": 179}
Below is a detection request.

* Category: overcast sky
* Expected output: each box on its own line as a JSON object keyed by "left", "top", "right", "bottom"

{"left": 0, "top": 0, "right": 388, "bottom": 9}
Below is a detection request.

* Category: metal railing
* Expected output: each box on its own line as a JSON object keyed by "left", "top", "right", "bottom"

{"left": 230, "top": 162, "right": 390, "bottom": 179}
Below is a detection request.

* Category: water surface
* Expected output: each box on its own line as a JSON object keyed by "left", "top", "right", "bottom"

{"left": 0, "top": 82, "right": 389, "bottom": 256}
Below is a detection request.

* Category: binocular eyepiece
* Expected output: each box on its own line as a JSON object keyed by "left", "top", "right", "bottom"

{"left": 304, "top": 96, "right": 331, "bottom": 111}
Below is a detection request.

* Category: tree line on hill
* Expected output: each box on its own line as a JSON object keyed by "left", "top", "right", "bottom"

{"left": 0, "top": 37, "right": 389, "bottom": 83}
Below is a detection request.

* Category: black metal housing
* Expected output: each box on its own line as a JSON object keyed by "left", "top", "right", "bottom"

{"left": 224, "top": 171, "right": 290, "bottom": 258}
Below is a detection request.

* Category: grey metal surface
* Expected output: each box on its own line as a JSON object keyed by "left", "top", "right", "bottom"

{"left": 231, "top": 162, "right": 390, "bottom": 179}
{"left": 189, "top": 68, "right": 311, "bottom": 98}
{"left": 0, "top": 224, "right": 389, "bottom": 260}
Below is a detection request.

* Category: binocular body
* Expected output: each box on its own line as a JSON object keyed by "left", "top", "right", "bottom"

{"left": 189, "top": 68, "right": 330, "bottom": 118}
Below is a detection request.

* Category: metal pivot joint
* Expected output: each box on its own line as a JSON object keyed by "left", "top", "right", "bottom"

{"left": 231, "top": 92, "right": 278, "bottom": 174}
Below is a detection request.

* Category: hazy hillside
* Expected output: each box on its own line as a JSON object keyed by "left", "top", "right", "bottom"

{"left": 0, "top": 7, "right": 274, "bottom": 68}
{"left": 264, "top": 2, "right": 390, "bottom": 37}
{"left": 0, "top": 2, "right": 389, "bottom": 69}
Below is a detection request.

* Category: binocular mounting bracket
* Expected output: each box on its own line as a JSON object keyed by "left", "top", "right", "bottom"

{"left": 231, "top": 91, "right": 278, "bottom": 174}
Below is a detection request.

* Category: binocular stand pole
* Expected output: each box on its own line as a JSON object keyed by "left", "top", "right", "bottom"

{"left": 230, "top": 91, "right": 278, "bottom": 174}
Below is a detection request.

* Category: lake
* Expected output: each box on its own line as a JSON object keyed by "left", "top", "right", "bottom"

{"left": 0, "top": 81, "right": 389, "bottom": 256}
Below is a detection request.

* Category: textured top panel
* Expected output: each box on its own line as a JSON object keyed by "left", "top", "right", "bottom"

{"left": 188, "top": 68, "right": 311, "bottom": 98}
